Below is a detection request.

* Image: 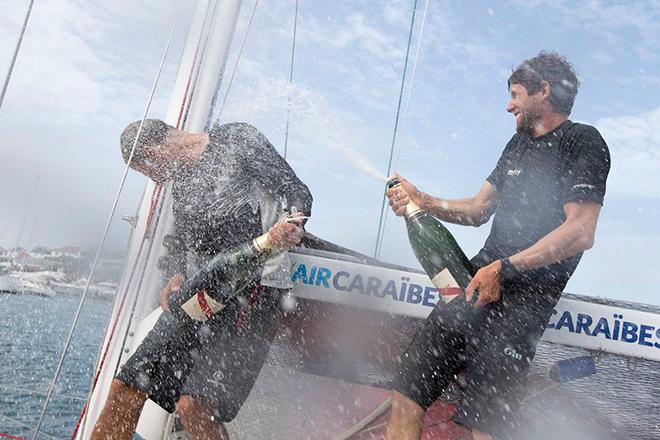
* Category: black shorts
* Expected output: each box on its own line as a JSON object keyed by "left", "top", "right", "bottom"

{"left": 117, "top": 286, "right": 282, "bottom": 422}
{"left": 392, "top": 291, "right": 554, "bottom": 439}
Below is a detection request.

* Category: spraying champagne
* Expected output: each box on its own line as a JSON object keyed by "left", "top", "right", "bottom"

{"left": 387, "top": 178, "right": 475, "bottom": 302}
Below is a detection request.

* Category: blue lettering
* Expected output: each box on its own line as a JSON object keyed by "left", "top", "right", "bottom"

{"left": 366, "top": 277, "right": 382, "bottom": 296}
{"left": 291, "top": 264, "right": 308, "bottom": 284}
{"left": 638, "top": 325, "right": 654, "bottom": 347}
{"left": 576, "top": 313, "right": 593, "bottom": 336}
{"left": 332, "top": 271, "right": 349, "bottom": 291}
{"left": 382, "top": 280, "right": 398, "bottom": 301}
{"left": 399, "top": 278, "right": 408, "bottom": 301}
{"left": 348, "top": 275, "right": 365, "bottom": 295}
{"left": 591, "top": 318, "right": 612, "bottom": 340}
{"left": 406, "top": 284, "right": 423, "bottom": 304}
{"left": 554, "top": 311, "right": 575, "bottom": 333}
{"left": 315, "top": 267, "right": 331, "bottom": 288}
{"left": 621, "top": 322, "right": 638, "bottom": 343}
{"left": 309, "top": 267, "right": 317, "bottom": 285}
{"left": 422, "top": 287, "right": 437, "bottom": 307}
{"left": 613, "top": 315, "right": 621, "bottom": 340}
{"left": 546, "top": 309, "right": 558, "bottom": 329}
{"left": 655, "top": 328, "right": 660, "bottom": 349}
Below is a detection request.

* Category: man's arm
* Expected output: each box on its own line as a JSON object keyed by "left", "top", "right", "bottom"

{"left": 226, "top": 123, "right": 313, "bottom": 216}
{"left": 509, "top": 201, "right": 600, "bottom": 271}
{"left": 388, "top": 175, "right": 499, "bottom": 226}
{"left": 466, "top": 201, "right": 601, "bottom": 307}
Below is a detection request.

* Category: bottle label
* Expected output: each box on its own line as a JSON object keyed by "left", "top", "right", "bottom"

{"left": 430, "top": 269, "right": 462, "bottom": 303}
{"left": 181, "top": 289, "right": 225, "bottom": 322}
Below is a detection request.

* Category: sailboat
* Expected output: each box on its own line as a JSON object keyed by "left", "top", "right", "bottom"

{"left": 5, "top": 1, "right": 657, "bottom": 439}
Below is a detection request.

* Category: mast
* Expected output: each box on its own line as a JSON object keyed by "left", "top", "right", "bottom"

{"left": 78, "top": 1, "right": 241, "bottom": 438}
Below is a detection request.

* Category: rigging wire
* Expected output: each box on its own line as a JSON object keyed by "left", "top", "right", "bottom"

{"left": 31, "top": 5, "right": 184, "bottom": 438}
{"left": 283, "top": 0, "right": 299, "bottom": 159}
{"left": 373, "top": 0, "right": 420, "bottom": 258}
{"left": 217, "top": 0, "right": 260, "bottom": 119}
{"left": 0, "top": 0, "right": 35, "bottom": 111}
{"left": 375, "top": 0, "right": 430, "bottom": 259}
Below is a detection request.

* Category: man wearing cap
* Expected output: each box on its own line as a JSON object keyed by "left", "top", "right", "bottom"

{"left": 92, "top": 120, "right": 312, "bottom": 440}
{"left": 384, "top": 51, "right": 610, "bottom": 439}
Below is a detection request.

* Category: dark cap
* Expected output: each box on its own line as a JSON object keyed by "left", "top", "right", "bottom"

{"left": 120, "top": 118, "right": 173, "bottom": 164}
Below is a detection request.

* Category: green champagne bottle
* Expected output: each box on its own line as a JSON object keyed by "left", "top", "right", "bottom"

{"left": 169, "top": 232, "right": 273, "bottom": 321}
{"left": 388, "top": 178, "right": 475, "bottom": 301}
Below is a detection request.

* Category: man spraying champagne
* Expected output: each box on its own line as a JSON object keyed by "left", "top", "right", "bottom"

{"left": 384, "top": 51, "right": 610, "bottom": 440}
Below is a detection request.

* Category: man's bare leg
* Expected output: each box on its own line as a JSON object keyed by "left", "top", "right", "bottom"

{"left": 384, "top": 390, "right": 425, "bottom": 440}
{"left": 177, "top": 395, "right": 228, "bottom": 440}
{"left": 91, "top": 379, "right": 148, "bottom": 440}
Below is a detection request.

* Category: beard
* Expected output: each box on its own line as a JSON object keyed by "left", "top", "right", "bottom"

{"left": 516, "top": 105, "right": 542, "bottom": 135}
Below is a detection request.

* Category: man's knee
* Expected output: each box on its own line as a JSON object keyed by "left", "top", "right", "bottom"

{"left": 177, "top": 395, "right": 218, "bottom": 423}
{"left": 391, "top": 390, "right": 424, "bottom": 419}
{"left": 108, "top": 378, "right": 147, "bottom": 406}
{"left": 176, "top": 395, "right": 196, "bottom": 419}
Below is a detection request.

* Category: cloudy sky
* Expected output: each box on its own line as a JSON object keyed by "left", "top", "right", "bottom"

{"left": 1, "top": 0, "right": 659, "bottom": 305}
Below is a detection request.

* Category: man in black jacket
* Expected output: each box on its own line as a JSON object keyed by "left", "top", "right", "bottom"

{"left": 93, "top": 121, "right": 312, "bottom": 440}
{"left": 385, "top": 52, "right": 610, "bottom": 440}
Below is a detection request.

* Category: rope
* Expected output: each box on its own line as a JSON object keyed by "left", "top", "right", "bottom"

{"left": 373, "top": 0, "right": 419, "bottom": 258}
{"left": 283, "top": 0, "right": 299, "bottom": 159}
{"left": 331, "top": 397, "right": 392, "bottom": 440}
{"left": 32, "top": 5, "right": 183, "bottom": 438}
{"left": 216, "top": 0, "right": 260, "bottom": 119}
{"left": 374, "top": 0, "right": 430, "bottom": 259}
{"left": 0, "top": 0, "right": 35, "bottom": 111}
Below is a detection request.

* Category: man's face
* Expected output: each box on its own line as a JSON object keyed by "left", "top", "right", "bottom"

{"left": 506, "top": 83, "right": 543, "bottom": 135}
{"left": 130, "top": 143, "right": 176, "bottom": 183}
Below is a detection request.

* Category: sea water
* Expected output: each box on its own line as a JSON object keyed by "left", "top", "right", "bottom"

{"left": 0, "top": 293, "right": 111, "bottom": 439}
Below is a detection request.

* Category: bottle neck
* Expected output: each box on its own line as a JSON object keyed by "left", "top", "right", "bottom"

{"left": 388, "top": 180, "right": 424, "bottom": 218}
{"left": 253, "top": 232, "right": 271, "bottom": 251}
{"left": 404, "top": 201, "right": 423, "bottom": 218}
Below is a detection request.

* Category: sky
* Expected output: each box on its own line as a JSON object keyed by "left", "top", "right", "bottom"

{"left": 0, "top": 0, "right": 659, "bottom": 305}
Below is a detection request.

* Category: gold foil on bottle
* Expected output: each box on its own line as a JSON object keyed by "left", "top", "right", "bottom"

{"left": 404, "top": 201, "right": 423, "bottom": 217}
{"left": 253, "top": 233, "right": 271, "bottom": 251}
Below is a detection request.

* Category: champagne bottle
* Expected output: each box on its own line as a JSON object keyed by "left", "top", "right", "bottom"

{"left": 388, "top": 178, "right": 475, "bottom": 302}
{"left": 169, "top": 232, "right": 273, "bottom": 321}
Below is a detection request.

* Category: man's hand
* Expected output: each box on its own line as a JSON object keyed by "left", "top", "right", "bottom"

{"left": 160, "top": 274, "right": 185, "bottom": 312}
{"left": 266, "top": 213, "right": 305, "bottom": 249}
{"left": 465, "top": 260, "right": 502, "bottom": 308}
{"left": 386, "top": 174, "right": 424, "bottom": 216}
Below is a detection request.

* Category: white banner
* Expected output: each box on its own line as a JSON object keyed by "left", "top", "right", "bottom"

{"left": 276, "top": 252, "right": 660, "bottom": 363}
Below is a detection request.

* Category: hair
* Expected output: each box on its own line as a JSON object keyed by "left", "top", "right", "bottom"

{"left": 507, "top": 51, "right": 580, "bottom": 116}
{"left": 119, "top": 118, "right": 173, "bottom": 164}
